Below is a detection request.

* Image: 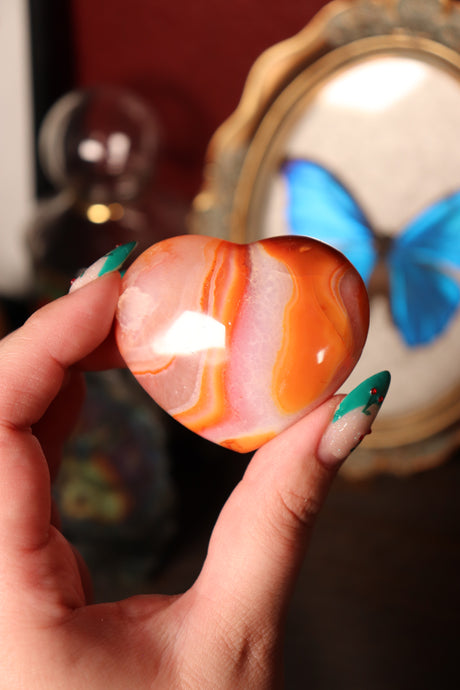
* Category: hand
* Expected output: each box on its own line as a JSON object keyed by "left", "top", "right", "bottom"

{"left": 0, "top": 272, "right": 387, "bottom": 689}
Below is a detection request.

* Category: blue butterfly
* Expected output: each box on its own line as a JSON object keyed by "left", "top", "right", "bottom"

{"left": 282, "top": 159, "right": 460, "bottom": 347}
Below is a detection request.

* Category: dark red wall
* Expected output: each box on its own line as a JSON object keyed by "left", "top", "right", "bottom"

{"left": 70, "top": 1, "right": 327, "bottom": 198}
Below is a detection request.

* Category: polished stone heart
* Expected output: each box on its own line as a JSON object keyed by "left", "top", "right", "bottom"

{"left": 115, "top": 235, "right": 369, "bottom": 452}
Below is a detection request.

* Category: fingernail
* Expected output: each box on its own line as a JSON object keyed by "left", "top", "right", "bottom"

{"left": 69, "top": 242, "right": 137, "bottom": 293}
{"left": 318, "top": 371, "right": 391, "bottom": 467}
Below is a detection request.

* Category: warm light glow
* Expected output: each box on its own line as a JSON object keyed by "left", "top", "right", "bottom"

{"left": 77, "top": 132, "right": 131, "bottom": 174}
{"left": 322, "top": 57, "right": 427, "bottom": 113}
{"left": 106, "top": 132, "right": 131, "bottom": 174}
{"left": 87, "top": 203, "right": 111, "bottom": 223}
{"left": 153, "top": 311, "right": 226, "bottom": 355}
{"left": 108, "top": 202, "right": 124, "bottom": 220}
{"left": 78, "top": 138, "right": 105, "bottom": 163}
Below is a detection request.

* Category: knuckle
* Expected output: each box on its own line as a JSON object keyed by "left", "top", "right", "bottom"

{"left": 274, "top": 486, "right": 322, "bottom": 534}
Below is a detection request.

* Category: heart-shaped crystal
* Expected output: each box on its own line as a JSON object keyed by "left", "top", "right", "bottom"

{"left": 115, "top": 235, "right": 369, "bottom": 452}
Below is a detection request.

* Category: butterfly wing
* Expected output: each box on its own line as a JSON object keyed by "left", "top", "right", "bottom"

{"left": 282, "top": 159, "right": 377, "bottom": 284}
{"left": 389, "top": 192, "right": 460, "bottom": 346}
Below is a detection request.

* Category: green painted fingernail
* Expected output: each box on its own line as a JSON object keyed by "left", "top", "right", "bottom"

{"left": 98, "top": 241, "right": 137, "bottom": 276}
{"left": 318, "top": 371, "right": 391, "bottom": 466}
{"left": 333, "top": 371, "right": 391, "bottom": 423}
{"left": 69, "top": 241, "right": 137, "bottom": 293}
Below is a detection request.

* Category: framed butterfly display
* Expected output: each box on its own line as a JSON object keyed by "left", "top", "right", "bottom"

{"left": 191, "top": 0, "right": 460, "bottom": 476}
{"left": 282, "top": 158, "right": 460, "bottom": 350}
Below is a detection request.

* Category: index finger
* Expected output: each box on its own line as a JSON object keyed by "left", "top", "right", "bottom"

{"left": 0, "top": 274, "right": 121, "bottom": 557}
{"left": 0, "top": 273, "right": 122, "bottom": 430}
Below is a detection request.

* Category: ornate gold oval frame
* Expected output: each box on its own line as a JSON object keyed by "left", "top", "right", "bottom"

{"left": 191, "top": 0, "right": 460, "bottom": 476}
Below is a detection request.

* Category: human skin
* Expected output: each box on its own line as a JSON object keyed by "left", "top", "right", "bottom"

{"left": 0, "top": 273, "right": 380, "bottom": 689}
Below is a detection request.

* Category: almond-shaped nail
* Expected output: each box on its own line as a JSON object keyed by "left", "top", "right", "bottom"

{"left": 69, "top": 241, "right": 137, "bottom": 293}
{"left": 318, "top": 371, "right": 391, "bottom": 467}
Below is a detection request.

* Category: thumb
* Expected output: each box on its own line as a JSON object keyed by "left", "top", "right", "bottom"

{"left": 194, "top": 372, "right": 390, "bottom": 629}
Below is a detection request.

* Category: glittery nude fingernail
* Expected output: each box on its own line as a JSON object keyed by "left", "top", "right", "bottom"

{"left": 318, "top": 371, "right": 391, "bottom": 467}
{"left": 69, "top": 242, "right": 137, "bottom": 293}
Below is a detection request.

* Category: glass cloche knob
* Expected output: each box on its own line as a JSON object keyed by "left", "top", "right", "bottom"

{"left": 38, "top": 86, "right": 159, "bottom": 204}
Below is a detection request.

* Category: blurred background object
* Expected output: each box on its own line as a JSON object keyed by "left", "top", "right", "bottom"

{"left": 0, "top": 0, "right": 35, "bottom": 297}
{"left": 191, "top": 0, "right": 460, "bottom": 478}
{"left": 25, "top": 83, "right": 181, "bottom": 591}
{"left": 57, "top": 370, "right": 177, "bottom": 599}
{"left": 38, "top": 86, "right": 159, "bottom": 206}
{"left": 28, "top": 85, "right": 187, "bottom": 301}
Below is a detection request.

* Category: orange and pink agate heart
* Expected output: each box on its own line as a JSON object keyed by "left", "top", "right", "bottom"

{"left": 115, "top": 235, "right": 369, "bottom": 452}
